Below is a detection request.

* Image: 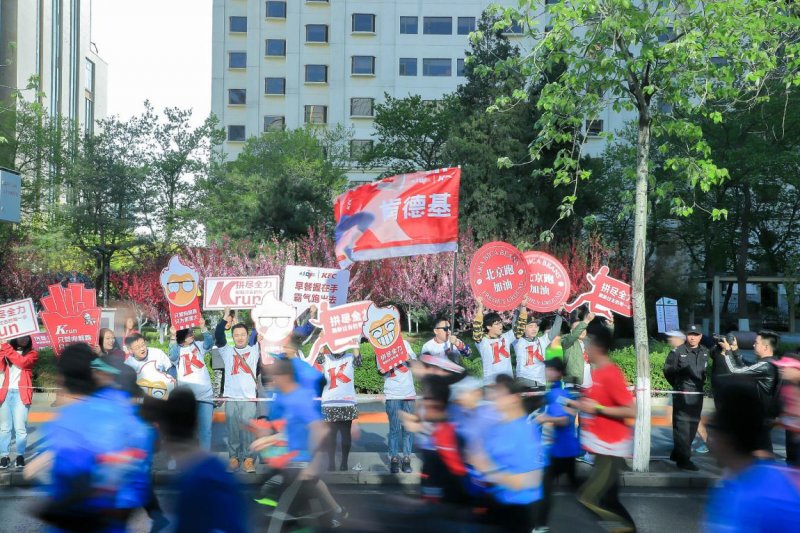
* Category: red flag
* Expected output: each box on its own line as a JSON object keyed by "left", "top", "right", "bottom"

{"left": 333, "top": 167, "right": 460, "bottom": 267}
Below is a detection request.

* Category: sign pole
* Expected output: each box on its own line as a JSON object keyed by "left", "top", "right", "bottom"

{"left": 450, "top": 250, "right": 458, "bottom": 330}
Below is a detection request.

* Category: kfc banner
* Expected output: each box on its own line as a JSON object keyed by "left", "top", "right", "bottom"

{"left": 203, "top": 276, "right": 280, "bottom": 310}
{"left": 0, "top": 299, "right": 40, "bottom": 342}
{"left": 333, "top": 167, "right": 460, "bottom": 268}
{"left": 161, "top": 256, "right": 203, "bottom": 330}
{"left": 282, "top": 266, "right": 350, "bottom": 315}
{"left": 362, "top": 304, "right": 409, "bottom": 373}
{"left": 40, "top": 284, "right": 101, "bottom": 355}
{"left": 565, "top": 266, "right": 632, "bottom": 319}
{"left": 308, "top": 300, "right": 372, "bottom": 361}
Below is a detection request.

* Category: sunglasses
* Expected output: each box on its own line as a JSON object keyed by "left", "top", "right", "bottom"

{"left": 167, "top": 281, "right": 195, "bottom": 292}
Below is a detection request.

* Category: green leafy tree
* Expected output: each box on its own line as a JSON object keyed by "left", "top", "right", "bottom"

{"left": 491, "top": 0, "right": 800, "bottom": 470}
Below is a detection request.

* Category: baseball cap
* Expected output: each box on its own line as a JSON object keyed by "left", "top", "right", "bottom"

{"left": 450, "top": 377, "right": 483, "bottom": 398}
{"left": 685, "top": 324, "right": 703, "bottom": 336}
{"left": 774, "top": 353, "right": 800, "bottom": 370}
{"left": 664, "top": 330, "right": 686, "bottom": 341}
{"left": 90, "top": 356, "right": 121, "bottom": 375}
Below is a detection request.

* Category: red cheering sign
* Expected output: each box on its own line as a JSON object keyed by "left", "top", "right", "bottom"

{"left": 523, "top": 251, "right": 572, "bottom": 312}
{"left": 160, "top": 256, "right": 203, "bottom": 330}
{"left": 40, "top": 283, "right": 101, "bottom": 356}
{"left": 469, "top": 242, "right": 529, "bottom": 312}
{"left": 362, "top": 304, "right": 409, "bottom": 373}
{"left": 308, "top": 300, "right": 372, "bottom": 361}
{"left": 565, "top": 266, "right": 632, "bottom": 319}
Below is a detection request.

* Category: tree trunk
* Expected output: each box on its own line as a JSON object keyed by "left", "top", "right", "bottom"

{"left": 736, "top": 185, "right": 751, "bottom": 323}
{"left": 632, "top": 116, "right": 652, "bottom": 472}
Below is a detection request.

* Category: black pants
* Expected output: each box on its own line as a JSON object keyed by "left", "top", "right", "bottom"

{"left": 787, "top": 430, "right": 799, "bottom": 467}
{"left": 537, "top": 457, "right": 578, "bottom": 527}
{"left": 327, "top": 421, "right": 352, "bottom": 470}
{"left": 672, "top": 391, "right": 703, "bottom": 463}
{"left": 578, "top": 454, "right": 635, "bottom": 530}
{"left": 487, "top": 502, "right": 535, "bottom": 533}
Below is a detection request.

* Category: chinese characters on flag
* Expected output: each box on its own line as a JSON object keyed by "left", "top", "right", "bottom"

{"left": 333, "top": 167, "right": 460, "bottom": 267}
{"left": 564, "top": 266, "right": 632, "bottom": 319}
{"left": 469, "top": 242, "right": 530, "bottom": 312}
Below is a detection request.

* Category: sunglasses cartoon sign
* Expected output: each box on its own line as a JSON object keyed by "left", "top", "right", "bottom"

{"left": 362, "top": 304, "right": 409, "bottom": 373}
{"left": 160, "top": 256, "right": 203, "bottom": 330}
{"left": 251, "top": 294, "right": 298, "bottom": 364}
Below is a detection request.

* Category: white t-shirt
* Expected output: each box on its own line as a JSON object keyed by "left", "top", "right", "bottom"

{"left": 383, "top": 341, "right": 417, "bottom": 400}
{"left": 124, "top": 348, "right": 172, "bottom": 374}
{"left": 219, "top": 344, "right": 260, "bottom": 399}
{"left": 512, "top": 337, "right": 546, "bottom": 385}
{"left": 421, "top": 338, "right": 450, "bottom": 360}
{"left": 320, "top": 352, "right": 357, "bottom": 407}
{"left": 8, "top": 362, "right": 22, "bottom": 389}
{"left": 125, "top": 348, "right": 174, "bottom": 398}
{"left": 476, "top": 330, "right": 516, "bottom": 384}
{"left": 175, "top": 342, "right": 214, "bottom": 403}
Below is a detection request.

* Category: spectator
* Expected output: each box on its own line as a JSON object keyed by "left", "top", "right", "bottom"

{"left": 317, "top": 347, "right": 361, "bottom": 472}
{"left": 562, "top": 311, "right": 596, "bottom": 388}
{"left": 569, "top": 329, "right": 636, "bottom": 532}
{"left": 380, "top": 341, "right": 418, "bottom": 474}
{"left": 214, "top": 320, "right": 261, "bottom": 473}
{"left": 720, "top": 330, "right": 780, "bottom": 455}
{"left": 472, "top": 297, "right": 528, "bottom": 385}
{"left": 0, "top": 336, "right": 38, "bottom": 469}
{"left": 121, "top": 316, "right": 139, "bottom": 356}
{"left": 513, "top": 312, "right": 564, "bottom": 391}
{"left": 772, "top": 352, "right": 800, "bottom": 466}
{"left": 169, "top": 320, "right": 217, "bottom": 451}
{"left": 421, "top": 317, "right": 471, "bottom": 365}
{"left": 663, "top": 324, "right": 709, "bottom": 471}
{"left": 704, "top": 381, "right": 800, "bottom": 532}
{"left": 97, "top": 328, "right": 141, "bottom": 402}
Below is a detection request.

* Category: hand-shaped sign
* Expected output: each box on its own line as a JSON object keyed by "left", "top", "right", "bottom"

{"left": 308, "top": 300, "right": 372, "bottom": 361}
{"left": 564, "top": 266, "right": 632, "bottom": 319}
{"left": 40, "top": 283, "right": 101, "bottom": 356}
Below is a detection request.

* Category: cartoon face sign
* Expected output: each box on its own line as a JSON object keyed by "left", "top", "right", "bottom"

{"left": 251, "top": 294, "right": 297, "bottom": 346}
{"left": 136, "top": 360, "right": 177, "bottom": 399}
{"left": 160, "top": 256, "right": 200, "bottom": 308}
{"left": 363, "top": 305, "right": 401, "bottom": 349}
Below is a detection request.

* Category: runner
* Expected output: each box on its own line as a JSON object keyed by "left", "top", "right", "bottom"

{"left": 472, "top": 297, "right": 528, "bottom": 385}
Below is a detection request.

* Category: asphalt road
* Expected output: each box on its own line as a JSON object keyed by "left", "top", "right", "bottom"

{"left": 0, "top": 486, "right": 708, "bottom": 532}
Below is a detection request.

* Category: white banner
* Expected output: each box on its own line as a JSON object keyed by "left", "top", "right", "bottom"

{"left": 282, "top": 266, "right": 350, "bottom": 314}
{"left": 0, "top": 298, "right": 39, "bottom": 341}
{"left": 203, "top": 276, "right": 280, "bottom": 310}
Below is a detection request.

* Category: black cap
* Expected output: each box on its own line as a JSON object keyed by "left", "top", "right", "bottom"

{"left": 544, "top": 357, "right": 566, "bottom": 373}
{"left": 685, "top": 324, "right": 703, "bottom": 336}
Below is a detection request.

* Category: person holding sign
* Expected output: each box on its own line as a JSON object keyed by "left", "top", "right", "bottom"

{"left": 472, "top": 297, "right": 528, "bottom": 385}
{"left": 513, "top": 312, "right": 564, "bottom": 390}
{"left": 0, "top": 336, "right": 38, "bottom": 469}
{"left": 169, "top": 320, "right": 217, "bottom": 451}
{"left": 214, "top": 319, "right": 261, "bottom": 473}
{"left": 316, "top": 347, "right": 361, "bottom": 472}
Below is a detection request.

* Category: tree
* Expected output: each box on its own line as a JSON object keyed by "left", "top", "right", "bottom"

{"left": 110, "top": 258, "right": 170, "bottom": 334}
{"left": 491, "top": 0, "right": 800, "bottom": 471}
{"left": 199, "top": 128, "right": 348, "bottom": 242}
{"left": 360, "top": 94, "right": 461, "bottom": 176}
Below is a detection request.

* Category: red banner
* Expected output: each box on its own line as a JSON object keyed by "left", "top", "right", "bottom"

{"left": 523, "top": 251, "right": 572, "bottom": 312}
{"left": 333, "top": 167, "right": 460, "bottom": 267}
{"left": 160, "top": 256, "right": 203, "bottom": 330}
{"left": 564, "top": 266, "right": 632, "bottom": 319}
{"left": 469, "top": 242, "right": 529, "bottom": 312}
{"left": 40, "top": 284, "right": 101, "bottom": 356}
{"left": 308, "top": 300, "right": 372, "bottom": 361}
{"left": 362, "top": 304, "right": 409, "bottom": 373}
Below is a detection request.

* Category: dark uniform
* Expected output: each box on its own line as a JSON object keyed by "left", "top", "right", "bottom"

{"left": 664, "top": 334, "right": 709, "bottom": 466}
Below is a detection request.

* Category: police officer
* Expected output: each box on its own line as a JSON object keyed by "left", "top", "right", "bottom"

{"left": 663, "top": 324, "right": 709, "bottom": 471}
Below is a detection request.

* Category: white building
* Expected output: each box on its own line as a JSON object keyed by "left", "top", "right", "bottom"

{"left": 211, "top": 0, "right": 625, "bottom": 182}
{"left": 0, "top": 0, "right": 108, "bottom": 135}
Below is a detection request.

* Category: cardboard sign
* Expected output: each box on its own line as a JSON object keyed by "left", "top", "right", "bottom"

{"left": 469, "top": 242, "right": 530, "bottom": 312}
{"left": 333, "top": 167, "right": 460, "bottom": 268}
{"left": 0, "top": 299, "right": 39, "bottom": 342}
{"left": 31, "top": 333, "right": 52, "bottom": 350}
{"left": 283, "top": 266, "right": 350, "bottom": 315}
{"left": 308, "top": 300, "right": 372, "bottom": 361}
{"left": 656, "top": 297, "right": 679, "bottom": 333}
{"left": 160, "top": 256, "right": 203, "bottom": 330}
{"left": 362, "top": 304, "right": 409, "bottom": 373}
{"left": 135, "top": 360, "right": 177, "bottom": 400}
{"left": 251, "top": 294, "right": 298, "bottom": 364}
{"left": 203, "top": 276, "right": 280, "bottom": 310}
{"left": 523, "top": 251, "right": 571, "bottom": 312}
{"left": 564, "top": 266, "right": 632, "bottom": 319}
{"left": 40, "top": 283, "right": 102, "bottom": 355}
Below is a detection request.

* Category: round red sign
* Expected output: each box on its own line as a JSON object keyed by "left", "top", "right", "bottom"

{"left": 523, "top": 251, "right": 571, "bottom": 312}
{"left": 469, "top": 242, "right": 529, "bottom": 312}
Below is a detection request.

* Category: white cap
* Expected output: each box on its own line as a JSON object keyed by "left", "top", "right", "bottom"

{"left": 664, "top": 330, "right": 686, "bottom": 340}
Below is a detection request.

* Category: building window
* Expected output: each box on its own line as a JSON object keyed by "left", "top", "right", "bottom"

{"left": 457, "top": 58, "right": 465, "bottom": 76}
{"left": 399, "top": 57, "right": 417, "bottom": 76}
{"left": 228, "top": 52, "right": 246, "bottom": 68}
{"left": 265, "top": 1, "right": 286, "bottom": 18}
{"left": 423, "top": 58, "right": 451, "bottom": 77}
{"left": 265, "top": 77, "right": 286, "bottom": 94}
{"left": 264, "top": 115, "right": 285, "bottom": 132}
{"left": 503, "top": 21, "right": 524, "bottom": 35}
{"left": 457, "top": 17, "right": 475, "bottom": 35}
{"left": 229, "top": 16, "right": 247, "bottom": 33}
{"left": 352, "top": 13, "right": 376, "bottom": 33}
{"left": 350, "top": 139, "right": 374, "bottom": 159}
{"left": 305, "top": 64, "right": 328, "bottom": 83}
{"left": 304, "top": 105, "right": 327, "bottom": 124}
{"left": 400, "top": 16, "right": 418, "bottom": 34}
{"left": 710, "top": 56, "right": 729, "bottom": 67}
{"left": 84, "top": 98, "right": 94, "bottom": 135}
{"left": 228, "top": 88, "right": 246, "bottom": 104}
{"left": 84, "top": 59, "right": 95, "bottom": 93}
{"left": 658, "top": 26, "right": 674, "bottom": 43}
{"left": 306, "top": 24, "right": 329, "bottom": 43}
{"left": 352, "top": 55, "right": 375, "bottom": 75}
{"left": 350, "top": 97, "right": 374, "bottom": 117}
{"left": 423, "top": 17, "right": 452, "bottom": 35}
{"left": 228, "top": 125, "right": 246, "bottom": 141}
{"left": 266, "top": 39, "right": 286, "bottom": 56}
{"left": 586, "top": 119, "right": 604, "bottom": 136}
